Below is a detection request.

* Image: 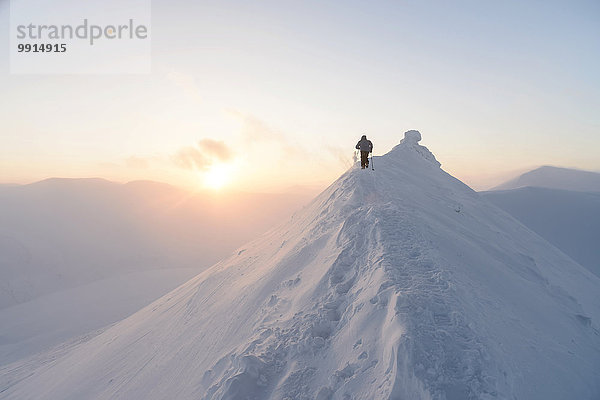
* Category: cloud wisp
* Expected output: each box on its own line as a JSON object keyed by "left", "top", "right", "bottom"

{"left": 226, "top": 110, "right": 308, "bottom": 160}
{"left": 173, "top": 139, "right": 233, "bottom": 171}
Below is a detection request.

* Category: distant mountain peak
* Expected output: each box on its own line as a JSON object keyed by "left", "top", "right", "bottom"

{"left": 31, "top": 177, "right": 117, "bottom": 186}
{"left": 492, "top": 165, "right": 600, "bottom": 192}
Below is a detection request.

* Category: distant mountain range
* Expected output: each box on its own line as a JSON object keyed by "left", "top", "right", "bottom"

{"left": 492, "top": 166, "right": 600, "bottom": 192}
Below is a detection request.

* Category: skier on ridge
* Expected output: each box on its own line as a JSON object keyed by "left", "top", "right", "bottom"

{"left": 355, "top": 134, "right": 373, "bottom": 169}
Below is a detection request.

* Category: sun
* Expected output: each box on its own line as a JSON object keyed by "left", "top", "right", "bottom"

{"left": 203, "top": 163, "right": 232, "bottom": 190}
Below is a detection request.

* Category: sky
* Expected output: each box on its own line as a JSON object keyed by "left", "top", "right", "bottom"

{"left": 1, "top": 0, "right": 599, "bottom": 192}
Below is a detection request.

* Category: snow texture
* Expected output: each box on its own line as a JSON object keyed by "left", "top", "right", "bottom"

{"left": 1, "top": 131, "right": 599, "bottom": 400}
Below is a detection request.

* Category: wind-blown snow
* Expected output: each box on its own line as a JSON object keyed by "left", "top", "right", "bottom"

{"left": 1, "top": 131, "right": 599, "bottom": 400}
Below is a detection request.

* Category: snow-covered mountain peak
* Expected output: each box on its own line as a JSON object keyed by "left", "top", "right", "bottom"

{"left": 1, "top": 140, "right": 599, "bottom": 400}
{"left": 388, "top": 130, "right": 441, "bottom": 168}
{"left": 400, "top": 129, "right": 422, "bottom": 144}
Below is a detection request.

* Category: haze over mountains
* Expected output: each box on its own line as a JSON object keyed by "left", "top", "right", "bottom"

{"left": 492, "top": 166, "right": 600, "bottom": 192}
{"left": 482, "top": 187, "right": 600, "bottom": 277}
{"left": 483, "top": 166, "right": 600, "bottom": 278}
{"left": 0, "top": 179, "right": 313, "bottom": 364}
{"left": 2, "top": 132, "right": 598, "bottom": 400}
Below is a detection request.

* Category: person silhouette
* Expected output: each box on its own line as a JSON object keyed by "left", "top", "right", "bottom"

{"left": 355, "top": 134, "right": 373, "bottom": 169}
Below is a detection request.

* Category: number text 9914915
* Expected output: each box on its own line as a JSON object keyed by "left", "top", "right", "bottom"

{"left": 17, "top": 43, "right": 67, "bottom": 53}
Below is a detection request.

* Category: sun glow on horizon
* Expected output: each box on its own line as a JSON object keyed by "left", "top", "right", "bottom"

{"left": 203, "top": 163, "right": 233, "bottom": 190}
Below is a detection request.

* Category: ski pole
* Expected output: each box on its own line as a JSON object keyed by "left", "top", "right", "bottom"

{"left": 371, "top": 153, "right": 374, "bottom": 170}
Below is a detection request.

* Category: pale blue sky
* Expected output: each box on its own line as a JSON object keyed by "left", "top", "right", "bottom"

{"left": 1, "top": 0, "right": 599, "bottom": 190}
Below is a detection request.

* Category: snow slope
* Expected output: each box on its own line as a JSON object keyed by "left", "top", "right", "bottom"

{"left": 481, "top": 187, "right": 600, "bottom": 278}
{"left": 0, "top": 267, "right": 197, "bottom": 366}
{"left": 492, "top": 166, "right": 600, "bottom": 192}
{"left": 2, "top": 131, "right": 599, "bottom": 400}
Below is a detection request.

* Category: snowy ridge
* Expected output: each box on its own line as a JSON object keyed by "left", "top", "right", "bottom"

{"left": 1, "top": 132, "right": 599, "bottom": 400}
